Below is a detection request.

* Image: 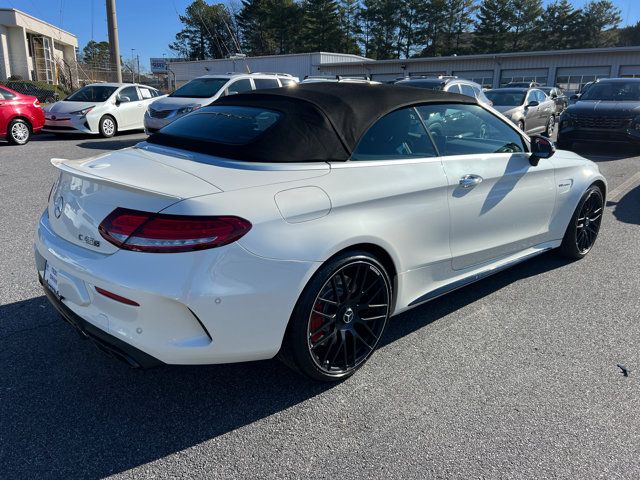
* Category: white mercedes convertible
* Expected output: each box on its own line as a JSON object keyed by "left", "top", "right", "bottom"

{"left": 35, "top": 83, "right": 606, "bottom": 381}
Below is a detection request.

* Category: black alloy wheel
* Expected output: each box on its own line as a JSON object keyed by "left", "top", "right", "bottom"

{"left": 282, "top": 252, "right": 391, "bottom": 381}
{"left": 560, "top": 186, "right": 604, "bottom": 259}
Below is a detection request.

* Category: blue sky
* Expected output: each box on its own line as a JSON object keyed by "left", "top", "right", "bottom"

{"left": 2, "top": 0, "right": 639, "bottom": 71}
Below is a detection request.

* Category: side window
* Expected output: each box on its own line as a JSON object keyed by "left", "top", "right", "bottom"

{"left": 139, "top": 87, "right": 152, "bottom": 99}
{"left": 351, "top": 107, "right": 438, "bottom": 160}
{"left": 253, "top": 78, "right": 279, "bottom": 90}
{"left": 445, "top": 84, "right": 461, "bottom": 94}
{"left": 526, "top": 91, "right": 537, "bottom": 104}
{"left": 119, "top": 86, "right": 140, "bottom": 101}
{"left": 416, "top": 104, "right": 526, "bottom": 156}
{"left": 460, "top": 84, "right": 475, "bottom": 98}
{"left": 536, "top": 90, "right": 547, "bottom": 102}
{"left": 228, "top": 78, "right": 253, "bottom": 94}
{"left": 280, "top": 78, "right": 295, "bottom": 86}
{"left": 471, "top": 85, "right": 482, "bottom": 99}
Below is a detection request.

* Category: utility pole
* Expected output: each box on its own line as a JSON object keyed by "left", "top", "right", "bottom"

{"left": 131, "top": 48, "right": 136, "bottom": 83}
{"left": 106, "top": 0, "right": 122, "bottom": 83}
{"left": 136, "top": 54, "right": 140, "bottom": 84}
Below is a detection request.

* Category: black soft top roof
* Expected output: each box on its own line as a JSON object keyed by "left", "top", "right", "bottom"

{"left": 148, "top": 83, "right": 476, "bottom": 162}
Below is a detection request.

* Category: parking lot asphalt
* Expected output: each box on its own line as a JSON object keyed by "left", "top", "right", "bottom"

{"left": 1, "top": 132, "right": 640, "bottom": 479}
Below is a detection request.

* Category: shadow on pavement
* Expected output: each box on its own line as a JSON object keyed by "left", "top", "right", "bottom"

{"left": 76, "top": 137, "right": 146, "bottom": 150}
{"left": 0, "top": 251, "right": 569, "bottom": 479}
{"left": 570, "top": 142, "right": 638, "bottom": 162}
{"left": 608, "top": 183, "right": 640, "bottom": 225}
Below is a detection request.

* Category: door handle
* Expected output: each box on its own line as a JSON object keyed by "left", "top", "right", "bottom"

{"left": 459, "top": 174, "right": 483, "bottom": 188}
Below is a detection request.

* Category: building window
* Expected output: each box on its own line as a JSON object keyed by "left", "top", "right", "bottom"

{"left": 555, "top": 74, "right": 609, "bottom": 93}
{"left": 500, "top": 75, "right": 547, "bottom": 87}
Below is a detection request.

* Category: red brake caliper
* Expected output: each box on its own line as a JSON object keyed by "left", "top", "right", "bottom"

{"left": 310, "top": 301, "right": 325, "bottom": 343}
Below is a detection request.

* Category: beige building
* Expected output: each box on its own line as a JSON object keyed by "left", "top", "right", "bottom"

{"left": 0, "top": 8, "right": 78, "bottom": 85}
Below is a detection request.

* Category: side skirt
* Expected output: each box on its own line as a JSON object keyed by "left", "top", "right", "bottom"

{"left": 407, "top": 247, "right": 553, "bottom": 308}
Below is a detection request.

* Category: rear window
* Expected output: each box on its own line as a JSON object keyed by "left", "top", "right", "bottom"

{"left": 170, "top": 78, "right": 228, "bottom": 98}
{"left": 254, "top": 78, "right": 280, "bottom": 89}
{"left": 0, "top": 86, "right": 16, "bottom": 99}
{"left": 154, "top": 106, "right": 281, "bottom": 145}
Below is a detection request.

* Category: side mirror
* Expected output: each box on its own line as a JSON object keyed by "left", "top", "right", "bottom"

{"left": 570, "top": 94, "right": 580, "bottom": 100}
{"left": 529, "top": 135, "right": 555, "bottom": 166}
{"left": 117, "top": 95, "right": 131, "bottom": 104}
{"left": 551, "top": 93, "right": 558, "bottom": 98}
{"left": 527, "top": 100, "right": 540, "bottom": 107}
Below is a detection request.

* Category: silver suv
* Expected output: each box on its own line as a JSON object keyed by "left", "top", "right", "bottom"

{"left": 144, "top": 72, "right": 299, "bottom": 133}
{"left": 394, "top": 76, "right": 492, "bottom": 106}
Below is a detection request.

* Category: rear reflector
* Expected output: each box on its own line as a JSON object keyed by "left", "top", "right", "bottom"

{"left": 95, "top": 287, "right": 140, "bottom": 306}
{"left": 98, "top": 207, "right": 252, "bottom": 253}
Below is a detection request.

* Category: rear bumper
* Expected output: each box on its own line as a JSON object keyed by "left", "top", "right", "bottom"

{"left": 40, "top": 275, "right": 163, "bottom": 368}
{"left": 34, "top": 210, "right": 318, "bottom": 366}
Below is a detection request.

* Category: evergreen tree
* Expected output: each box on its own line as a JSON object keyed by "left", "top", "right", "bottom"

{"left": 618, "top": 21, "right": 640, "bottom": 47}
{"left": 81, "top": 40, "right": 111, "bottom": 68}
{"left": 438, "top": 0, "right": 476, "bottom": 55}
{"left": 538, "top": 0, "right": 582, "bottom": 49}
{"left": 169, "top": 0, "right": 238, "bottom": 60}
{"left": 360, "top": 0, "right": 402, "bottom": 59}
{"left": 300, "top": 0, "right": 343, "bottom": 52}
{"left": 473, "top": 0, "right": 513, "bottom": 53}
{"left": 338, "top": 0, "right": 362, "bottom": 55}
{"left": 577, "top": 0, "right": 621, "bottom": 48}
{"left": 398, "top": 0, "right": 428, "bottom": 58}
{"left": 510, "top": 0, "right": 543, "bottom": 51}
{"left": 236, "top": 0, "right": 301, "bottom": 55}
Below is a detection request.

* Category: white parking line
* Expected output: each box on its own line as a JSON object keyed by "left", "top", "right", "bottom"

{"left": 607, "top": 171, "right": 640, "bottom": 202}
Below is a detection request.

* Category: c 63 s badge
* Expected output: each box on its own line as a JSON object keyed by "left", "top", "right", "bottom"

{"left": 78, "top": 234, "right": 100, "bottom": 247}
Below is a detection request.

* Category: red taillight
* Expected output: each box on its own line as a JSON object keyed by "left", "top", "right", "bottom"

{"left": 95, "top": 286, "right": 140, "bottom": 306}
{"left": 98, "top": 208, "right": 252, "bottom": 253}
{"left": 33, "top": 99, "right": 40, "bottom": 107}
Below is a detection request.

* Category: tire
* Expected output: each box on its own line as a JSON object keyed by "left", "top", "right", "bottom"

{"left": 544, "top": 115, "right": 555, "bottom": 137}
{"left": 98, "top": 115, "right": 117, "bottom": 138}
{"left": 281, "top": 250, "right": 392, "bottom": 382}
{"left": 7, "top": 118, "right": 31, "bottom": 145}
{"left": 559, "top": 185, "right": 604, "bottom": 260}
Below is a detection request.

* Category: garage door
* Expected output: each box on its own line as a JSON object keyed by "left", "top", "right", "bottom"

{"left": 620, "top": 65, "right": 640, "bottom": 78}
{"left": 555, "top": 66, "right": 610, "bottom": 92}
{"left": 453, "top": 70, "right": 494, "bottom": 88}
{"left": 500, "top": 68, "right": 548, "bottom": 86}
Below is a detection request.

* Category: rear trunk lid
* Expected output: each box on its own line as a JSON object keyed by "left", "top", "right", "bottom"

{"left": 48, "top": 148, "right": 221, "bottom": 254}
{"left": 135, "top": 142, "right": 330, "bottom": 191}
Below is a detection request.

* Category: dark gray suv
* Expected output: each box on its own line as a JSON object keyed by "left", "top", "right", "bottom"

{"left": 557, "top": 78, "right": 640, "bottom": 149}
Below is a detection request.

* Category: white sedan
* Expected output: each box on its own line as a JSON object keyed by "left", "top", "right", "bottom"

{"left": 35, "top": 83, "right": 606, "bottom": 381}
{"left": 43, "top": 83, "right": 164, "bottom": 137}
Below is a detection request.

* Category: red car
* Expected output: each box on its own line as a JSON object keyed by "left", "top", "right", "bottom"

{"left": 0, "top": 85, "right": 45, "bottom": 145}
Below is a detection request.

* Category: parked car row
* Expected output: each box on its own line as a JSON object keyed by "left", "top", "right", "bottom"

{"left": 3, "top": 73, "right": 639, "bottom": 152}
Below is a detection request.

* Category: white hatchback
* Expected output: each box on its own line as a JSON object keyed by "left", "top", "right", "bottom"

{"left": 43, "top": 83, "right": 164, "bottom": 137}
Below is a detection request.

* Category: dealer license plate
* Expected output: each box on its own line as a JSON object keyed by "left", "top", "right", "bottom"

{"left": 44, "top": 262, "right": 60, "bottom": 297}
